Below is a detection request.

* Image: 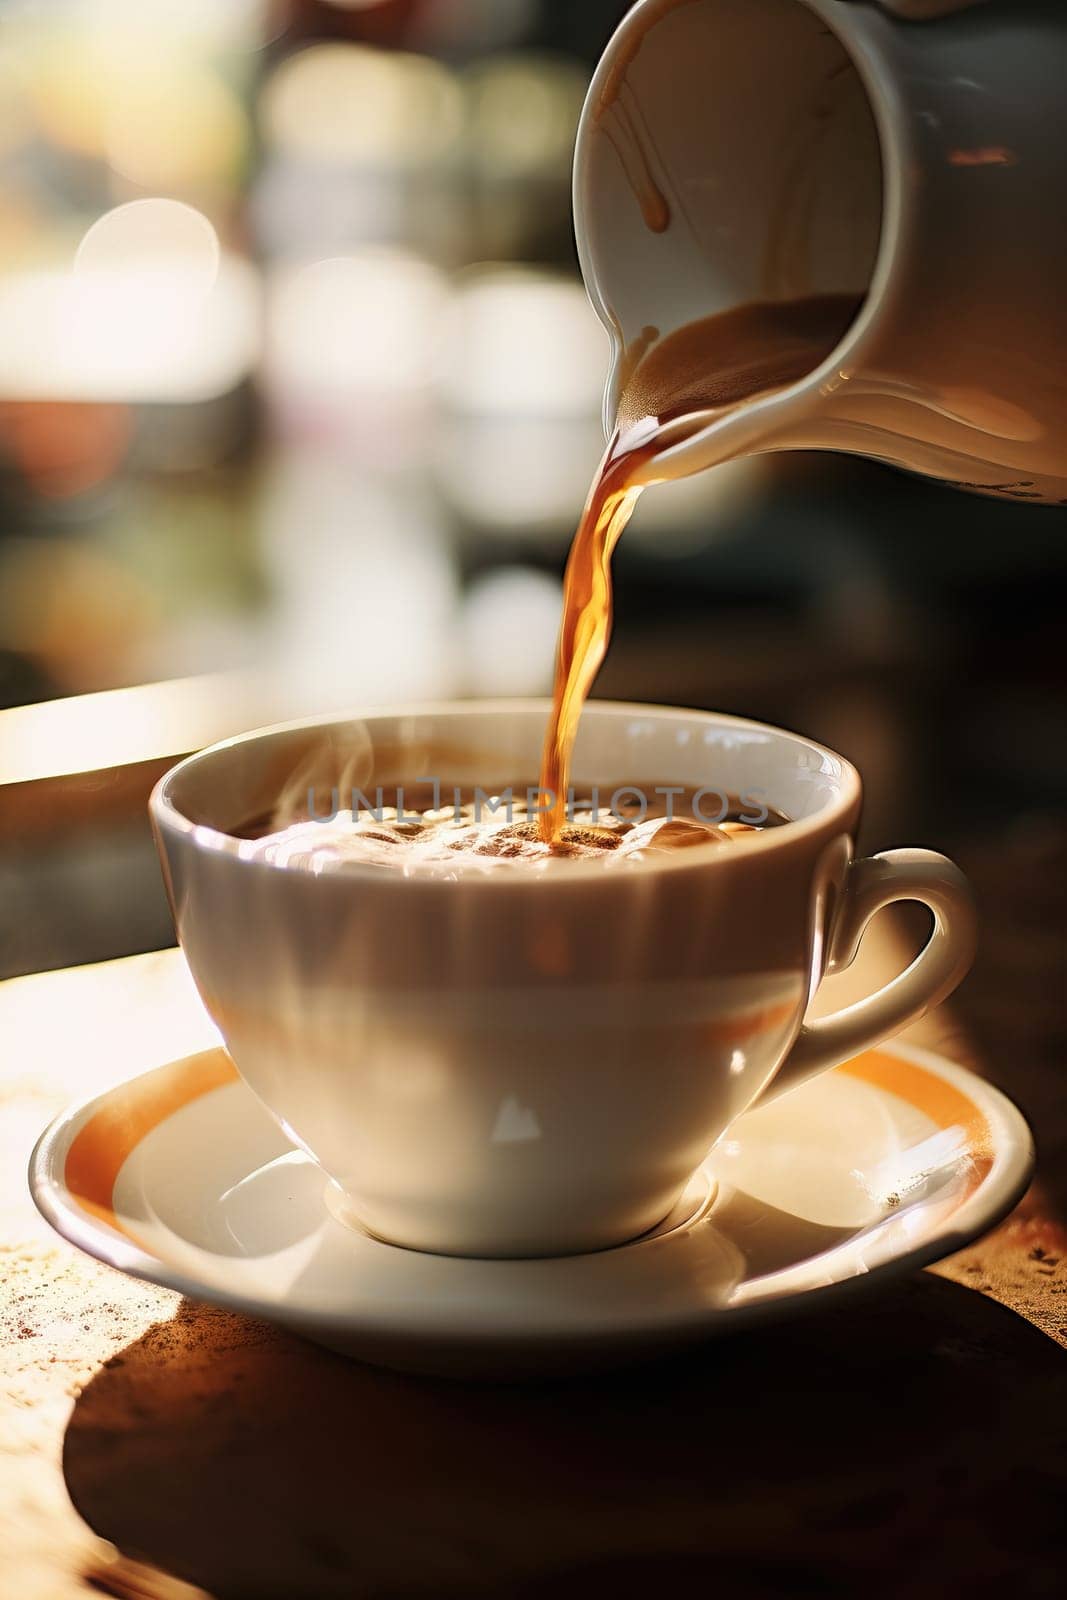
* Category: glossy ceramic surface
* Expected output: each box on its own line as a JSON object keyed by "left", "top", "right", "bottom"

{"left": 575, "top": 0, "right": 1067, "bottom": 501}
{"left": 150, "top": 702, "right": 975, "bottom": 1258}
{"left": 30, "top": 1040, "right": 1034, "bottom": 1378}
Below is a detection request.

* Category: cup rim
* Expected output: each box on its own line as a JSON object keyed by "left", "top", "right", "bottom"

{"left": 151, "top": 699, "right": 862, "bottom": 885}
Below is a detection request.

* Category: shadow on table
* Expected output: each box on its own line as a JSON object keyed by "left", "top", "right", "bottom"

{"left": 64, "top": 1278, "right": 1065, "bottom": 1600}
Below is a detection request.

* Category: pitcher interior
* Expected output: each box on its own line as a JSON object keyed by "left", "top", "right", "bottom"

{"left": 578, "top": 0, "right": 884, "bottom": 386}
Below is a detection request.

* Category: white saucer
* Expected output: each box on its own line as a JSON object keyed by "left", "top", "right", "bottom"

{"left": 30, "top": 1042, "right": 1033, "bottom": 1378}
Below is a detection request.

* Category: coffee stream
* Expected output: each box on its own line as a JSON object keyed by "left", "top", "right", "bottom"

{"left": 240, "top": 296, "right": 859, "bottom": 872}
{"left": 537, "top": 293, "right": 861, "bottom": 842}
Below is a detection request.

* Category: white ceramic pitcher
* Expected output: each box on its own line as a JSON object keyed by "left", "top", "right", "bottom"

{"left": 574, "top": 0, "right": 1067, "bottom": 503}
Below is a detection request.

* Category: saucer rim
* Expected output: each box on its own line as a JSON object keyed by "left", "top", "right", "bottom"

{"left": 28, "top": 1041, "right": 1036, "bottom": 1354}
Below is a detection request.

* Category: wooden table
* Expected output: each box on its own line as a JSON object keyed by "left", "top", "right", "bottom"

{"left": 1, "top": 945, "right": 1064, "bottom": 1600}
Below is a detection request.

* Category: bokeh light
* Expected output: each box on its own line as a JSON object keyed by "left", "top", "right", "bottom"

{"left": 464, "top": 54, "right": 586, "bottom": 180}
{"left": 0, "top": 43, "right": 31, "bottom": 160}
{"left": 102, "top": 64, "right": 248, "bottom": 190}
{"left": 259, "top": 456, "right": 461, "bottom": 706}
{"left": 0, "top": 401, "right": 131, "bottom": 500}
{"left": 0, "top": 201, "right": 257, "bottom": 402}
{"left": 462, "top": 567, "right": 562, "bottom": 695}
{"left": 0, "top": 538, "right": 159, "bottom": 692}
{"left": 437, "top": 267, "right": 606, "bottom": 416}
{"left": 266, "top": 250, "right": 450, "bottom": 400}
{"left": 25, "top": 2, "right": 263, "bottom": 164}
{"left": 74, "top": 0, "right": 272, "bottom": 58}
{"left": 432, "top": 266, "right": 607, "bottom": 531}
{"left": 74, "top": 199, "right": 220, "bottom": 299}
{"left": 261, "top": 45, "right": 463, "bottom": 170}
{"left": 433, "top": 413, "right": 605, "bottom": 535}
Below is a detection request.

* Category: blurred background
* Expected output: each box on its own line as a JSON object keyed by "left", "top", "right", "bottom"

{"left": 0, "top": 0, "right": 1064, "bottom": 1095}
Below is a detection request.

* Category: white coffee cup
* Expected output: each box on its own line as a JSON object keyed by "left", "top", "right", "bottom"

{"left": 151, "top": 702, "right": 976, "bottom": 1258}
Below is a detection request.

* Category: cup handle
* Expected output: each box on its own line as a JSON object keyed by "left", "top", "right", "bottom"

{"left": 759, "top": 849, "right": 978, "bottom": 1106}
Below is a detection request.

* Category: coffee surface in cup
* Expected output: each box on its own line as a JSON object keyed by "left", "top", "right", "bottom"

{"left": 537, "top": 292, "right": 861, "bottom": 841}
{"left": 238, "top": 785, "right": 788, "bottom": 874}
